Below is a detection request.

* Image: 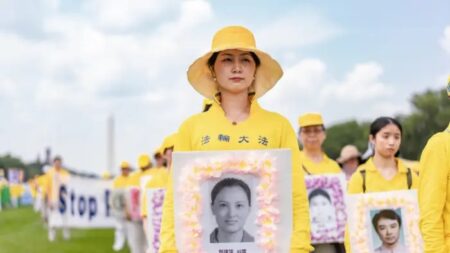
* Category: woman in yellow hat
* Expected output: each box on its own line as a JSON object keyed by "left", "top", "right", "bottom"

{"left": 297, "top": 113, "right": 342, "bottom": 175}
{"left": 160, "top": 25, "right": 312, "bottom": 253}
{"left": 297, "top": 113, "right": 343, "bottom": 253}
{"left": 345, "top": 117, "right": 419, "bottom": 252}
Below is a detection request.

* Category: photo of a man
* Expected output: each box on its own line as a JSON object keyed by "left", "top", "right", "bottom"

{"left": 371, "top": 209, "right": 408, "bottom": 253}
{"left": 209, "top": 177, "right": 255, "bottom": 243}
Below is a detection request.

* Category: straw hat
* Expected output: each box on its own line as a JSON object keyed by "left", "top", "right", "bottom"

{"left": 298, "top": 113, "right": 324, "bottom": 128}
{"left": 336, "top": 145, "right": 361, "bottom": 164}
{"left": 187, "top": 25, "right": 283, "bottom": 99}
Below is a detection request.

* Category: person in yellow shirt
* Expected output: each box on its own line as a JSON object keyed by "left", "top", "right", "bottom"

{"left": 418, "top": 78, "right": 450, "bottom": 253}
{"left": 345, "top": 117, "right": 418, "bottom": 252}
{"left": 298, "top": 113, "right": 343, "bottom": 253}
{"left": 159, "top": 25, "right": 312, "bottom": 253}
{"left": 298, "top": 113, "right": 342, "bottom": 175}
{"left": 141, "top": 147, "right": 170, "bottom": 253}
{"left": 153, "top": 148, "right": 165, "bottom": 168}
{"left": 161, "top": 133, "right": 177, "bottom": 169}
{"left": 126, "top": 154, "right": 151, "bottom": 253}
{"left": 112, "top": 161, "right": 131, "bottom": 251}
{"left": 45, "top": 156, "right": 71, "bottom": 242}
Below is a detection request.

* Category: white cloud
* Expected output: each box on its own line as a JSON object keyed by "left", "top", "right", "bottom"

{"left": 257, "top": 9, "right": 341, "bottom": 51}
{"left": 83, "top": 0, "right": 177, "bottom": 30}
{"left": 440, "top": 26, "right": 450, "bottom": 55}
{"left": 261, "top": 59, "right": 400, "bottom": 129}
{"left": 0, "top": 0, "right": 215, "bottom": 174}
{"left": 321, "top": 62, "right": 392, "bottom": 102}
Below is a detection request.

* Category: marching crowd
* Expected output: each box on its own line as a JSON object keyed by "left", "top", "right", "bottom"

{"left": 1, "top": 25, "right": 449, "bottom": 253}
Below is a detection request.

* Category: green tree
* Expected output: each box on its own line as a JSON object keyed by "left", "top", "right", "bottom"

{"left": 323, "top": 120, "right": 370, "bottom": 159}
{"left": 399, "top": 88, "right": 450, "bottom": 160}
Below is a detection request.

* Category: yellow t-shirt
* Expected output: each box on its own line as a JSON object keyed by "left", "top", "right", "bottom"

{"left": 10, "top": 184, "right": 24, "bottom": 198}
{"left": 345, "top": 157, "right": 419, "bottom": 252}
{"left": 36, "top": 174, "right": 48, "bottom": 195}
{"left": 418, "top": 123, "right": 450, "bottom": 253}
{"left": 160, "top": 101, "right": 313, "bottom": 253}
{"left": 45, "top": 167, "right": 70, "bottom": 203}
{"left": 299, "top": 150, "right": 342, "bottom": 175}
{"left": 112, "top": 175, "right": 129, "bottom": 189}
{"left": 141, "top": 167, "right": 169, "bottom": 217}
{"left": 127, "top": 170, "right": 145, "bottom": 187}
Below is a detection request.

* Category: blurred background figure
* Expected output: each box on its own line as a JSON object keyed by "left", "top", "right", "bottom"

{"left": 161, "top": 133, "right": 177, "bottom": 169}
{"left": 45, "top": 156, "right": 71, "bottom": 242}
{"left": 337, "top": 145, "right": 361, "bottom": 181}
{"left": 101, "top": 170, "right": 113, "bottom": 180}
{"left": 111, "top": 161, "right": 131, "bottom": 251}
{"left": 125, "top": 154, "right": 151, "bottom": 253}
{"left": 0, "top": 169, "right": 8, "bottom": 211}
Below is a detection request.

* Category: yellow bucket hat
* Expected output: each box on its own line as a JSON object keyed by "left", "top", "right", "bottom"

{"left": 187, "top": 25, "right": 283, "bottom": 100}
{"left": 138, "top": 154, "right": 152, "bottom": 168}
{"left": 298, "top": 113, "right": 324, "bottom": 127}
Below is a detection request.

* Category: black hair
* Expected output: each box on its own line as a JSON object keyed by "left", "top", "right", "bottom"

{"left": 370, "top": 117, "right": 403, "bottom": 138}
{"left": 163, "top": 146, "right": 174, "bottom": 155}
{"left": 372, "top": 209, "right": 402, "bottom": 231}
{"left": 53, "top": 155, "right": 62, "bottom": 162}
{"left": 308, "top": 188, "right": 332, "bottom": 203}
{"left": 207, "top": 51, "right": 261, "bottom": 70}
{"left": 203, "top": 103, "right": 213, "bottom": 112}
{"left": 211, "top": 178, "right": 251, "bottom": 206}
{"left": 369, "top": 117, "right": 403, "bottom": 157}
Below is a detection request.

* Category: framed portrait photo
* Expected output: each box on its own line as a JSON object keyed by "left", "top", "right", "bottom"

{"left": 305, "top": 174, "right": 347, "bottom": 244}
{"left": 172, "top": 149, "right": 293, "bottom": 253}
{"left": 346, "top": 190, "right": 423, "bottom": 253}
{"left": 145, "top": 188, "right": 165, "bottom": 253}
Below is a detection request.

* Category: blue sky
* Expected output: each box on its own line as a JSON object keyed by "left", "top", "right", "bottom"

{"left": 0, "top": 0, "right": 449, "bottom": 175}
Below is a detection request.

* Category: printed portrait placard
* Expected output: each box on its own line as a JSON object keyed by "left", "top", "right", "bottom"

{"left": 305, "top": 174, "right": 347, "bottom": 244}
{"left": 172, "top": 149, "right": 293, "bottom": 253}
{"left": 145, "top": 188, "right": 165, "bottom": 253}
{"left": 346, "top": 190, "right": 423, "bottom": 253}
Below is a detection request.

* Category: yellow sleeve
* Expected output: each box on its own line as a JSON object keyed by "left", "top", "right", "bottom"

{"left": 418, "top": 133, "right": 448, "bottom": 253}
{"left": 159, "top": 119, "right": 193, "bottom": 253}
{"left": 347, "top": 168, "right": 364, "bottom": 194}
{"left": 281, "top": 118, "right": 313, "bottom": 253}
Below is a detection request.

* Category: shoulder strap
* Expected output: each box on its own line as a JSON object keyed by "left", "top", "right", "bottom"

{"left": 360, "top": 169, "right": 367, "bottom": 193}
{"left": 302, "top": 165, "right": 312, "bottom": 175}
{"left": 406, "top": 168, "right": 412, "bottom": 189}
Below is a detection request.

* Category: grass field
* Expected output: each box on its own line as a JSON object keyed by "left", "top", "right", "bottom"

{"left": 0, "top": 206, "right": 131, "bottom": 253}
